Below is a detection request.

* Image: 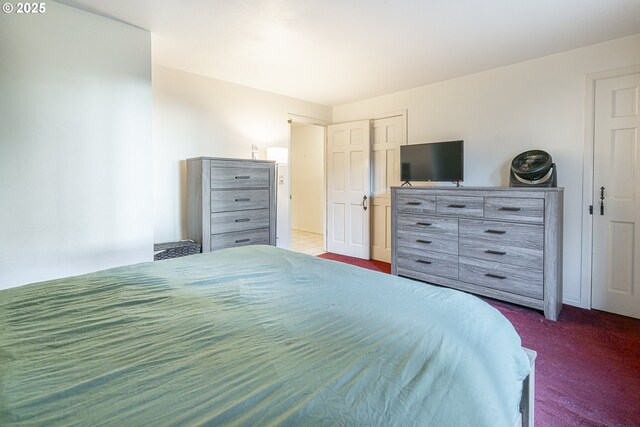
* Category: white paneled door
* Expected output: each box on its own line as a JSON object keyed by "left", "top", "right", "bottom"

{"left": 592, "top": 73, "right": 640, "bottom": 319}
{"left": 370, "top": 115, "right": 405, "bottom": 262}
{"left": 327, "top": 120, "right": 371, "bottom": 259}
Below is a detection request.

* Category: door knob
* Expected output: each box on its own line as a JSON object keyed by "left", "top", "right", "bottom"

{"left": 362, "top": 195, "right": 368, "bottom": 211}
{"left": 600, "top": 186, "right": 605, "bottom": 215}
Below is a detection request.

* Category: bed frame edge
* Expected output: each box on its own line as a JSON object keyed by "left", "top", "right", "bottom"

{"left": 520, "top": 347, "right": 537, "bottom": 427}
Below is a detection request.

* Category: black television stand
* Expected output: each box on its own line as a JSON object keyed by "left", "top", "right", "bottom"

{"left": 401, "top": 181, "right": 412, "bottom": 187}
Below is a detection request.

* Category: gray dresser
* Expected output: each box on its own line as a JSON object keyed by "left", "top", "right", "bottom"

{"left": 187, "top": 157, "right": 276, "bottom": 251}
{"left": 391, "top": 186, "right": 563, "bottom": 320}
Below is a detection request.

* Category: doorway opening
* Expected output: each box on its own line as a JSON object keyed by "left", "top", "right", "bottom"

{"left": 283, "top": 111, "right": 406, "bottom": 260}
{"left": 289, "top": 120, "right": 326, "bottom": 256}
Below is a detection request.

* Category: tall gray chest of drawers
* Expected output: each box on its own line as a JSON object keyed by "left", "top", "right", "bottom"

{"left": 187, "top": 157, "right": 276, "bottom": 251}
{"left": 391, "top": 186, "right": 563, "bottom": 320}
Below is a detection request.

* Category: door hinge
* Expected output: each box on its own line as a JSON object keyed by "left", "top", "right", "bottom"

{"left": 589, "top": 205, "right": 593, "bottom": 215}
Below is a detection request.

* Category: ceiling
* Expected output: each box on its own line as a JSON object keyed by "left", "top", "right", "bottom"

{"left": 57, "top": 0, "right": 640, "bottom": 106}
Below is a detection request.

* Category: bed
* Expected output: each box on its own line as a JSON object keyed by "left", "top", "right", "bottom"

{"left": 0, "top": 245, "right": 534, "bottom": 426}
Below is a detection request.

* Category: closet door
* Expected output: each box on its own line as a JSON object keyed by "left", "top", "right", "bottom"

{"left": 591, "top": 73, "right": 640, "bottom": 319}
{"left": 371, "top": 115, "right": 405, "bottom": 262}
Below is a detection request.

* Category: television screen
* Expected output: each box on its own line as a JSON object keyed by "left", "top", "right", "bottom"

{"left": 400, "top": 140, "right": 464, "bottom": 183}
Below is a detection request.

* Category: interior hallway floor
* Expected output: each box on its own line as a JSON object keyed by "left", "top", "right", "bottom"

{"left": 290, "top": 229, "right": 324, "bottom": 256}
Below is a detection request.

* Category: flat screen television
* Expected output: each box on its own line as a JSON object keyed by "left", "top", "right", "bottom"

{"left": 400, "top": 140, "right": 464, "bottom": 185}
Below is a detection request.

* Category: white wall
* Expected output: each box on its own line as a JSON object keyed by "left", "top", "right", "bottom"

{"left": 152, "top": 65, "right": 331, "bottom": 244}
{"left": 291, "top": 125, "right": 325, "bottom": 234}
{"left": 333, "top": 34, "right": 640, "bottom": 308}
{"left": 273, "top": 163, "right": 290, "bottom": 248}
{"left": 0, "top": 2, "right": 153, "bottom": 290}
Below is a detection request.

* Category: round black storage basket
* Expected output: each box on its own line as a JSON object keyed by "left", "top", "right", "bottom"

{"left": 511, "top": 150, "right": 553, "bottom": 181}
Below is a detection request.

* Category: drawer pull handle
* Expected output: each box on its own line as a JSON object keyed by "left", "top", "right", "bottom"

{"left": 406, "top": 201, "right": 421, "bottom": 206}
{"left": 235, "top": 238, "right": 251, "bottom": 243}
{"left": 416, "top": 222, "right": 432, "bottom": 226}
{"left": 485, "top": 229, "right": 506, "bottom": 234}
{"left": 235, "top": 218, "right": 251, "bottom": 223}
{"left": 498, "top": 207, "right": 522, "bottom": 212}
{"left": 416, "top": 239, "right": 432, "bottom": 244}
{"left": 235, "top": 198, "right": 250, "bottom": 202}
{"left": 235, "top": 176, "right": 250, "bottom": 179}
{"left": 485, "top": 250, "right": 506, "bottom": 255}
{"left": 485, "top": 273, "right": 507, "bottom": 280}
{"left": 416, "top": 259, "right": 432, "bottom": 265}
{"left": 448, "top": 204, "right": 466, "bottom": 208}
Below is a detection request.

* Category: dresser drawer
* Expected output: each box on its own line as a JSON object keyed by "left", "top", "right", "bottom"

{"left": 397, "top": 213, "right": 458, "bottom": 235}
{"left": 396, "top": 192, "right": 436, "bottom": 214}
{"left": 211, "top": 189, "right": 270, "bottom": 212}
{"left": 459, "top": 257, "right": 543, "bottom": 299}
{"left": 397, "top": 228, "right": 458, "bottom": 255}
{"left": 397, "top": 213, "right": 458, "bottom": 255}
{"left": 210, "top": 166, "right": 270, "bottom": 189}
{"left": 484, "top": 197, "right": 544, "bottom": 223}
{"left": 459, "top": 219, "right": 543, "bottom": 269}
{"left": 397, "top": 248, "right": 458, "bottom": 280}
{"left": 436, "top": 196, "right": 483, "bottom": 217}
{"left": 211, "top": 209, "right": 270, "bottom": 234}
{"left": 210, "top": 228, "right": 270, "bottom": 250}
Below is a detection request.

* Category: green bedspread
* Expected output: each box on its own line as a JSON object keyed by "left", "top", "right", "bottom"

{"left": 0, "top": 246, "right": 530, "bottom": 426}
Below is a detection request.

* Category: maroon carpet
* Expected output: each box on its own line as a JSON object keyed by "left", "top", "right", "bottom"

{"left": 317, "top": 253, "right": 640, "bottom": 427}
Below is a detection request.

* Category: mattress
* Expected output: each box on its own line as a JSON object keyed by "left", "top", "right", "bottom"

{"left": 0, "top": 245, "right": 530, "bottom": 426}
